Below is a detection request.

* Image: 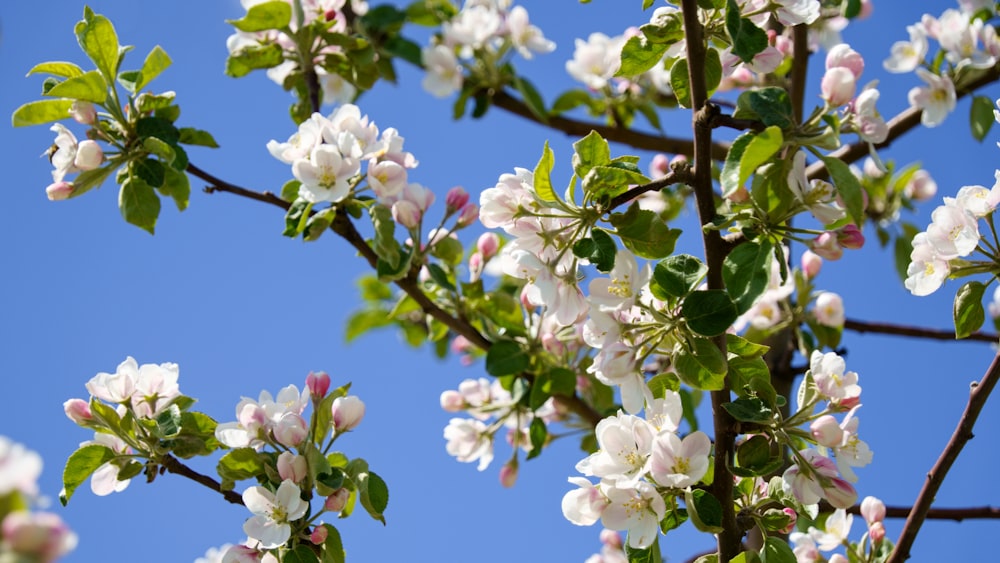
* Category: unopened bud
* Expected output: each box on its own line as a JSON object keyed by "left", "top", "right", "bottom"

{"left": 45, "top": 181, "right": 75, "bottom": 201}
{"left": 331, "top": 396, "right": 365, "bottom": 432}
{"left": 838, "top": 225, "right": 865, "bottom": 250}
{"left": 861, "top": 495, "right": 886, "bottom": 524}
{"left": 649, "top": 153, "right": 670, "bottom": 178}
{"left": 63, "top": 398, "right": 93, "bottom": 425}
{"left": 445, "top": 186, "right": 470, "bottom": 212}
{"left": 476, "top": 233, "right": 500, "bottom": 260}
{"left": 325, "top": 488, "right": 350, "bottom": 512}
{"left": 499, "top": 460, "right": 518, "bottom": 488}
{"left": 809, "top": 231, "right": 843, "bottom": 260}
{"left": 810, "top": 415, "right": 845, "bottom": 447}
{"left": 869, "top": 520, "right": 886, "bottom": 543}
{"left": 440, "top": 390, "right": 465, "bottom": 412}
{"left": 306, "top": 371, "right": 331, "bottom": 400}
{"left": 780, "top": 507, "right": 797, "bottom": 534}
{"left": 801, "top": 250, "right": 823, "bottom": 278}
{"left": 821, "top": 67, "right": 856, "bottom": 107}
{"left": 456, "top": 202, "right": 479, "bottom": 227}
{"left": 310, "top": 525, "right": 328, "bottom": 545}
{"left": 599, "top": 529, "right": 623, "bottom": 548}
{"left": 277, "top": 452, "right": 308, "bottom": 483}
{"left": 69, "top": 101, "right": 97, "bottom": 125}
{"left": 392, "top": 200, "right": 421, "bottom": 229}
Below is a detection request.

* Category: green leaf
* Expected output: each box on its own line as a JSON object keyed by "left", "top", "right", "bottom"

{"left": 970, "top": 95, "right": 995, "bottom": 142}
{"left": 285, "top": 546, "right": 321, "bottom": 563}
{"left": 60, "top": 444, "right": 114, "bottom": 505}
{"left": 842, "top": 0, "right": 862, "bottom": 18}
{"left": 736, "top": 434, "right": 771, "bottom": 471}
{"left": 760, "top": 537, "right": 797, "bottom": 563}
{"left": 725, "top": 334, "right": 769, "bottom": 359}
{"left": 683, "top": 290, "right": 738, "bottom": 337}
{"left": 572, "top": 229, "right": 617, "bottom": 272}
{"left": 572, "top": 131, "right": 611, "bottom": 179}
{"left": 894, "top": 223, "right": 920, "bottom": 283}
{"left": 551, "top": 90, "right": 593, "bottom": 115}
{"left": 674, "top": 338, "right": 727, "bottom": 391}
{"left": 653, "top": 254, "right": 707, "bottom": 299}
{"left": 358, "top": 470, "right": 389, "bottom": 524}
{"left": 533, "top": 141, "right": 558, "bottom": 202}
{"left": 686, "top": 488, "right": 724, "bottom": 533}
{"left": 27, "top": 61, "right": 84, "bottom": 78}
{"left": 370, "top": 204, "right": 401, "bottom": 266}
{"left": 819, "top": 154, "right": 865, "bottom": 225}
{"left": 11, "top": 99, "right": 74, "bottom": 127}
{"left": 485, "top": 340, "right": 529, "bottom": 377}
{"left": 726, "top": 0, "right": 768, "bottom": 63}
{"left": 954, "top": 281, "right": 987, "bottom": 339}
{"left": 704, "top": 47, "right": 723, "bottom": 96}
{"left": 618, "top": 35, "right": 669, "bottom": 77}
{"left": 376, "top": 245, "right": 414, "bottom": 282}
{"left": 134, "top": 157, "right": 165, "bottom": 187}
{"left": 119, "top": 177, "right": 161, "bottom": 234}
{"left": 281, "top": 179, "right": 302, "bottom": 202}
{"left": 526, "top": 417, "right": 547, "bottom": 460}
{"left": 728, "top": 356, "right": 771, "bottom": 400}
{"left": 735, "top": 87, "right": 794, "bottom": 129}
{"left": 143, "top": 137, "right": 176, "bottom": 165}
{"left": 216, "top": 448, "right": 265, "bottom": 484}
{"left": 730, "top": 127, "right": 783, "bottom": 197}
{"left": 227, "top": 1, "right": 292, "bottom": 32}
{"left": 723, "top": 240, "right": 774, "bottom": 314}
{"left": 322, "top": 524, "right": 346, "bottom": 563}
{"left": 625, "top": 538, "right": 661, "bottom": 563}
{"left": 723, "top": 397, "right": 774, "bottom": 423}
{"left": 44, "top": 70, "right": 107, "bottom": 104}
{"left": 669, "top": 58, "right": 691, "bottom": 108}
{"left": 513, "top": 75, "right": 547, "bottom": 123}
{"left": 134, "top": 45, "right": 172, "bottom": 91}
{"left": 530, "top": 368, "right": 577, "bottom": 410}
{"left": 74, "top": 8, "right": 121, "bottom": 82}
{"left": 225, "top": 44, "right": 285, "bottom": 78}
{"left": 583, "top": 163, "right": 651, "bottom": 199}
{"left": 154, "top": 404, "right": 183, "bottom": 438}
{"left": 609, "top": 203, "right": 681, "bottom": 259}
{"left": 168, "top": 411, "right": 219, "bottom": 458}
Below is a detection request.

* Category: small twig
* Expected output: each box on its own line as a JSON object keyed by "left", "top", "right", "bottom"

{"left": 160, "top": 454, "right": 244, "bottom": 505}
{"left": 607, "top": 164, "right": 695, "bottom": 211}
{"left": 848, "top": 504, "right": 1000, "bottom": 521}
{"left": 187, "top": 164, "right": 289, "bottom": 210}
{"left": 887, "top": 352, "right": 1000, "bottom": 562}
{"left": 710, "top": 113, "right": 766, "bottom": 132}
{"left": 844, "top": 318, "right": 999, "bottom": 344}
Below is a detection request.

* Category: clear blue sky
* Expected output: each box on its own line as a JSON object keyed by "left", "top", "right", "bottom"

{"left": 1, "top": 1, "right": 998, "bottom": 561}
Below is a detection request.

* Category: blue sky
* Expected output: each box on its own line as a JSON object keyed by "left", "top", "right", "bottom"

{"left": 1, "top": 1, "right": 998, "bottom": 561}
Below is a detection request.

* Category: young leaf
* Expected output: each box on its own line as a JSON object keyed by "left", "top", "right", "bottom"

{"left": 158, "top": 166, "right": 191, "bottom": 211}
{"left": 216, "top": 448, "right": 266, "bottom": 483}
{"left": 722, "top": 397, "right": 774, "bottom": 424}
{"left": 735, "top": 87, "right": 794, "bottom": 129}
{"left": 27, "top": 61, "right": 84, "bottom": 78}
{"left": 322, "top": 524, "right": 346, "bottom": 563}
{"left": 370, "top": 204, "right": 401, "bottom": 266}
{"left": 819, "top": 154, "right": 865, "bottom": 225}
{"left": 760, "top": 536, "right": 797, "bottom": 563}
{"left": 669, "top": 58, "right": 691, "bottom": 108}
{"left": 527, "top": 417, "right": 547, "bottom": 460}
{"left": 618, "top": 35, "right": 669, "bottom": 77}
{"left": 227, "top": 1, "right": 292, "bottom": 32}
{"left": 572, "top": 131, "right": 611, "bottom": 179}
{"left": 624, "top": 538, "right": 661, "bottom": 563}
{"left": 225, "top": 44, "right": 284, "bottom": 78}
{"left": 119, "top": 177, "right": 161, "bottom": 234}
{"left": 533, "top": 140, "right": 558, "bottom": 202}
{"left": 653, "top": 254, "right": 707, "bottom": 299}
{"left": 44, "top": 70, "right": 107, "bottom": 104}
{"left": 954, "top": 280, "right": 986, "bottom": 339}
{"left": 725, "top": 0, "right": 768, "bottom": 63}
{"left": 60, "top": 444, "right": 114, "bottom": 505}
{"left": 673, "top": 338, "right": 726, "bottom": 391}
{"left": 136, "top": 45, "right": 173, "bottom": 92}
{"left": 609, "top": 203, "right": 681, "bottom": 259}
{"left": 74, "top": 8, "right": 121, "bottom": 82}
{"left": 11, "top": 99, "right": 75, "bottom": 127}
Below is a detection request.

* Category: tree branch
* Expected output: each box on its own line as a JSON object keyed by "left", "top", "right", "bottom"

{"left": 188, "top": 164, "right": 289, "bottom": 210}
{"left": 806, "top": 65, "right": 1000, "bottom": 181}
{"left": 849, "top": 504, "right": 1000, "bottom": 521}
{"left": 607, "top": 163, "right": 694, "bottom": 211}
{"left": 490, "top": 89, "right": 732, "bottom": 160}
{"left": 681, "top": 0, "right": 741, "bottom": 559}
{"left": 843, "top": 318, "right": 999, "bottom": 344}
{"left": 160, "top": 454, "right": 244, "bottom": 505}
{"left": 887, "top": 352, "right": 1000, "bottom": 562}
{"left": 788, "top": 24, "right": 810, "bottom": 125}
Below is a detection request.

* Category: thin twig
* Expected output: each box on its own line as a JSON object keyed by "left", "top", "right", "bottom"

{"left": 849, "top": 504, "right": 1000, "bottom": 521}
{"left": 887, "top": 352, "right": 1000, "bottom": 562}
{"left": 607, "top": 164, "right": 695, "bottom": 211}
{"left": 188, "top": 164, "right": 289, "bottom": 210}
{"left": 160, "top": 454, "right": 244, "bottom": 505}
{"left": 844, "top": 318, "right": 999, "bottom": 344}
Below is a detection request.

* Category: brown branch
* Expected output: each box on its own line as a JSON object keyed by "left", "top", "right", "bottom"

{"left": 844, "top": 318, "right": 999, "bottom": 344}
{"left": 887, "top": 352, "right": 1000, "bottom": 562}
{"left": 844, "top": 504, "right": 1000, "bottom": 521}
{"left": 710, "top": 113, "right": 766, "bottom": 132}
{"left": 807, "top": 65, "right": 1000, "bottom": 181}
{"left": 491, "top": 90, "right": 731, "bottom": 160}
{"left": 607, "top": 163, "right": 695, "bottom": 211}
{"left": 160, "top": 454, "right": 244, "bottom": 505}
{"left": 188, "top": 163, "right": 289, "bottom": 210}
{"left": 681, "top": 0, "right": 741, "bottom": 559}
{"left": 788, "top": 24, "right": 810, "bottom": 125}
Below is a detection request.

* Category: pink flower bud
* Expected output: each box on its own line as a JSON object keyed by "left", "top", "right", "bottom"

{"left": 306, "top": 371, "right": 331, "bottom": 400}
{"left": 391, "top": 200, "right": 421, "bottom": 229}
{"left": 450, "top": 335, "right": 472, "bottom": 355}
{"left": 649, "top": 153, "right": 670, "bottom": 178}
{"left": 861, "top": 495, "right": 886, "bottom": 524}
{"left": 468, "top": 252, "right": 484, "bottom": 282}
{"left": 810, "top": 415, "right": 845, "bottom": 447}
{"left": 821, "top": 67, "right": 857, "bottom": 107}
{"left": 780, "top": 507, "right": 797, "bottom": 534}
{"left": 829, "top": 555, "right": 849, "bottom": 563}
{"left": 456, "top": 202, "right": 479, "bottom": 227}
{"left": 869, "top": 520, "right": 886, "bottom": 543}
{"left": 801, "top": 250, "right": 823, "bottom": 278}
{"left": 69, "top": 101, "right": 97, "bottom": 125}
{"left": 325, "top": 488, "right": 350, "bottom": 512}
{"left": 63, "top": 398, "right": 93, "bottom": 425}
{"left": 576, "top": 375, "right": 591, "bottom": 392}
{"left": 331, "top": 395, "right": 365, "bottom": 432}
{"left": 823, "top": 476, "right": 858, "bottom": 509}
{"left": 440, "top": 390, "right": 465, "bottom": 412}
{"left": 859, "top": 0, "right": 873, "bottom": 19}
{"left": 476, "top": 233, "right": 500, "bottom": 260}
{"left": 310, "top": 525, "right": 328, "bottom": 545}
{"left": 541, "top": 332, "right": 564, "bottom": 355}
{"left": 277, "top": 452, "right": 308, "bottom": 482}
{"left": 273, "top": 412, "right": 308, "bottom": 447}
{"left": 445, "top": 186, "right": 470, "bottom": 212}
{"left": 838, "top": 224, "right": 865, "bottom": 249}
{"left": 809, "top": 231, "right": 843, "bottom": 260}
{"left": 726, "top": 185, "right": 750, "bottom": 203}
{"left": 499, "top": 460, "right": 518, "bottom": 487}
{"left": 905, "top": 170, "right": 937, "bottom": 201}
{"left": 826, "top": 44, "right": 865, "bottom": 79}
{"left": 45, "top": 181, "right": 74, "bottom": 201}
{"left": 74, "top": 140, "right": 103, "bottom": 170}
{"left": 600, "top": 529, "right": 623, "bottom": 548}
{"left": 836, "top": 395, "right": 862, "bottom": 410}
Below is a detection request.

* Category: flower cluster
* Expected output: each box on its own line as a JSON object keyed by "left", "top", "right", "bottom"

{"left": 791, "top": 496, "right": 889, "bottom": 562}
{"left": 884, "top": 2, "right": 1000, "bottom": 127}
{"left": 0, "top": 437, "right": 77, "bottom": 562}
{"left": 441, "top": 377, "right": 562, "bottom": 480}
{"left": 227, "top": 0, "right": 370, "bottom": 105}
{"left": 561, "top": 397, "right": 710, "bottom": 549}
{"left": 422, "top": 1, "right": 555, "bottom": 98}
{"left": 44, "top": 116, "right": 105, "bottom": 200}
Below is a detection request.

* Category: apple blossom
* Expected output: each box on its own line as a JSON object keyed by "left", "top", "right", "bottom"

{"left": 801, "top": 250, "right": 823, "bottom": 278}
{"left": 821, "top": 67, "right": 856, "bottom": 107}
{"left": 645, "top": 392, "right": 682, "bottom": 434}
{"left": 814, "top": 292, "right": 845, "bottom": 328}
{"left": 0, "top": 437, "right": 43, "bottom": 497}
{"left": 1, "top": 511, "right": 78, "bottom": 563}
{"left": 68, "top": 100, "right": 96, "bottom": 125}
{"left": 561, "top": 477, "right": 609, "bottom": 527}
{"left": 884, "top": 23, "right": 928, "bottom": 73}
{"left": 421, "top": 44, "right": 464, "bottom": 98}
{"left": 86, "top": 432, "right": 133, "bottom": 496}
{"left": 444, "top": 417, "right": 494, "bottom": 470}
{"left": 325, "top": 487, "right": 351, "bottom": 513}
{"left": 293, "top": 144, "right": 358, "bottom": 204}
{"left": 809, "top": 508, "right": 853, "bottom": 551}
{"left": 391, "top": 200, "right": 422, "bottom": 229}
{"left": 826, "top": 44, "right": 864, "bottom": 79}
{"left": 648, "top": 430, "right": 711, "bottom": 489}
{"left": 45, "top": 180, "right": 74, "bottom": 201}
{"left": 575, "top": 412, "right": 655, "bottom": 487}
{"left": 782, "top": 449, "right": 857, "bottom": 508}
{"left": 331, "top": 395, "right": 365, "bottom": 432}
{"left": 86, "top": 356, "right": 138, "bottom": 404}
{"left": 810, "top": 350, "right": 861, "bottom": 402}
{"left": 305, "top": 371, "right": 330, "bottom": 400}
{"left": 601, "top": 481, "right": 666, "bottom": 549}
{"left": 367, "top": 159, "right": 408, "bottom": 201}
{"left": 277, "top": 452, "right": 308, "bottom": 483}
{"left": 242, "top": 479, "right": 309, "bottom": 549}
{"left": 588, "top": 250, "right": 650, "bottom": 312}
{"left": 861, "top": 495, "right": 886, "bottom": 525}
{"left": 74, "top": 139, "right": 103, "bottom": 170}
{"left": 925, "top": 200, "right": 980, "bottom": 258}
{"left": 850, "top": 86, "right": 889, "bottom": 144}
{"left": 507, "top": 6, "right": 556, "bottom": 59}
{"left": 904, "top": 169, "right": 938, "bottom": 201}
{"left": 566, "top": 33, "right": 624, "bottom": 90}
{"left": 273, "top": 412, "right": 308, "bottom": 447}
{"left": 63, "top": 398, "right": 93, "bottom": 426}
{"left": 905, "top": 232, "right": 951, "bottom": 296}
{"left": 908, "top": 68, "right": 956, "bottom": 127}
{"left": 131, "top": 360, "right": 181, "bottom": 418}
{"left": 810, "top": 415, "right": 845, "bottom": 448}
